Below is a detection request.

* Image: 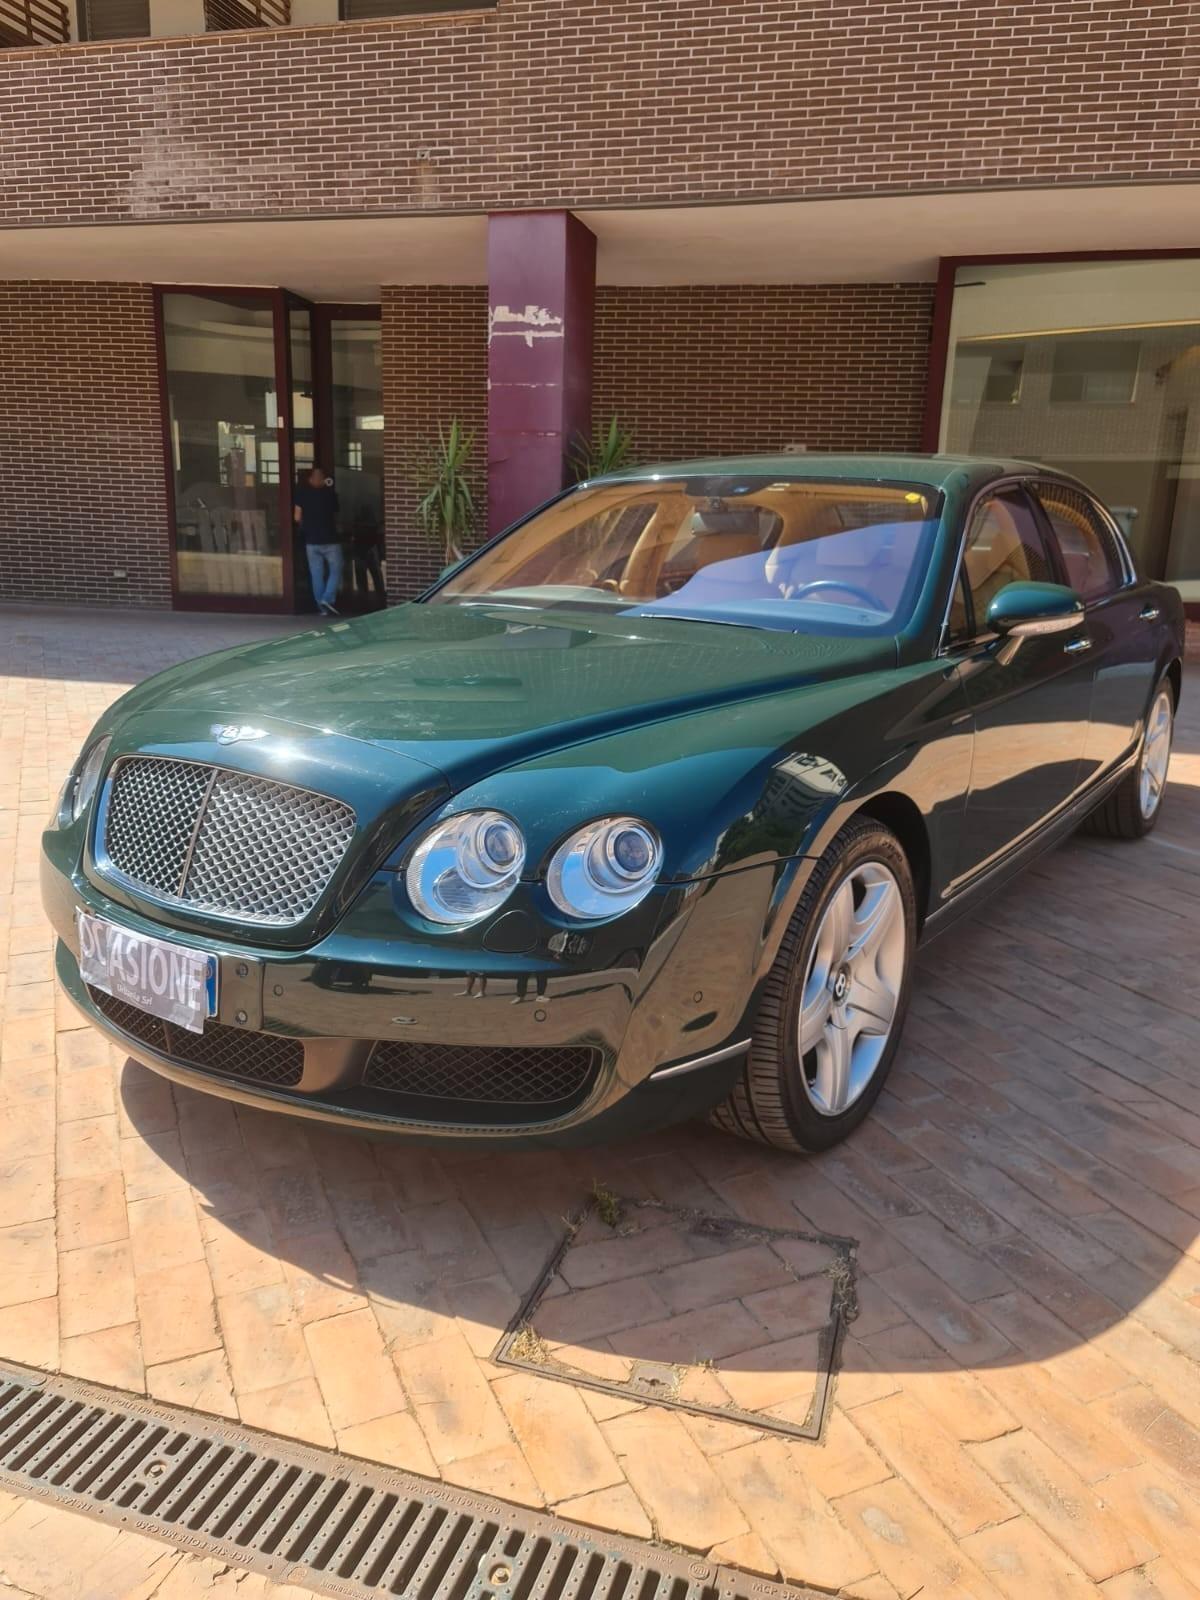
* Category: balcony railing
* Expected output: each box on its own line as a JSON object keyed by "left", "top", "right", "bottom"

{"left": 0, "top": 0, "right": 69, "bottom": 45}
{"left": 203, "top": 0, "right": 290, "bottom": 29}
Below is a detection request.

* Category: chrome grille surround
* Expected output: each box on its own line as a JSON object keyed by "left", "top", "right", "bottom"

{"left": 97, "top": 755, "right": 356, "bottom": 927}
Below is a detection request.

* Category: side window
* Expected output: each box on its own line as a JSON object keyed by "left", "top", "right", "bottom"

{"left": 1034, "top": 482, "right": 1123, "bottom": 602}
{"left": 951, "top": 489, "right": 1055, "bottom": 640}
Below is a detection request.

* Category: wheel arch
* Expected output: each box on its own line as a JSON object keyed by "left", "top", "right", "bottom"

{"left": 853, "top": 789, "right": 931, "bottom": 931}
{"left": 1164, "top": 657, "right": 1182, "bottom": 710}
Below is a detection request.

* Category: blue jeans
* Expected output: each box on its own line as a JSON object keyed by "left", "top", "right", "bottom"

{"left": 306, "top": 543, "right": 343, "bottom": 609}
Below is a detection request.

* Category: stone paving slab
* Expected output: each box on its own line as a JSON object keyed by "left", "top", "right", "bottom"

{"left": 2, "top": 604, "right": 1200, "bottom": 1600}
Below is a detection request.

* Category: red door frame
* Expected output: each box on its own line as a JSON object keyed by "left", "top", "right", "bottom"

{"left": 154, "top": 284, "right": 317, "bottom": 615}
{"left": 309, "top": 303, "right": 385, "bottom": 616}
{"left": 921, "top": 249, "right": 1200, "bottom": 617}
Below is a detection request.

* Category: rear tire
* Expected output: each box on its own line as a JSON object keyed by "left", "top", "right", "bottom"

{"left": 1083, "top": 679, "right": 1174, "bottom": 841}
{"left": 710, "top": 816, "right": 916, "bottom": 1154}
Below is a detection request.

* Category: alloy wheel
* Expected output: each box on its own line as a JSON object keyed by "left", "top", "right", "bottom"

{"left": 796, "top": 860, "right": 906, "bottom": 1117}
{"left": 1139, "top": 689, "right": 1173, "bottom": 820}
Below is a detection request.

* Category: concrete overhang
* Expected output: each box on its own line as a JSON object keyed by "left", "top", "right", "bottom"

{"left": 0, "top": 184, "right": 1197, "bottom": 298}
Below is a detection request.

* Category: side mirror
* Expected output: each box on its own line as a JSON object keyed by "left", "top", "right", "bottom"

{"left": 986, "top": 581, "right": 1084, "bottom": 638}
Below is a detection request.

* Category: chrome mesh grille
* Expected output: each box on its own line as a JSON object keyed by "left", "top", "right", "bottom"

{"left": 101, "top": 756, "right": 356, "bottom": 927}
{"left": 103, "top": 756, "right": 211, "bottom": 896}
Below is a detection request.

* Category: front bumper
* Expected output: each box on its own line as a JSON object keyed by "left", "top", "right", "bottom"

{"left": 44, "top": 838, "right": 791, "bottom": 1147}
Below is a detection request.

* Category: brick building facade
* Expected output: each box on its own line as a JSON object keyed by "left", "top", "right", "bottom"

{"left": 0, "top": 0, "right": 1198, "bottom": 616}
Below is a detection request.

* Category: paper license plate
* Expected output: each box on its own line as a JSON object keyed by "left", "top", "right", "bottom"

{"left": 77, "top": 912, "right": 217, "bottom": 1035}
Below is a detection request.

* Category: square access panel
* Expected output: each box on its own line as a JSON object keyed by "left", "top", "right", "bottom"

{"left": 493, "top": 1195, "right": 855, "bottom": 1442}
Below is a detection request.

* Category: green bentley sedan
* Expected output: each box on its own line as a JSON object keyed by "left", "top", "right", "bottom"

{"left": 42, "top": 455, "right": 1184, "bottom": 1152}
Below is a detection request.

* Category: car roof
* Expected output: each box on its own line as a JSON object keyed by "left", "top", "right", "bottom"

{"left": 594, "top": 452, "right": 1079, "bottom": 495}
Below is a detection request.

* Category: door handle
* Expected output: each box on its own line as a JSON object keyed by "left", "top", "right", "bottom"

{"left": 1063, "top": 637, "right": 1093, "bottom": 654}
{"left": 1139, "top": 605, "right": 1160, "bottom": 621}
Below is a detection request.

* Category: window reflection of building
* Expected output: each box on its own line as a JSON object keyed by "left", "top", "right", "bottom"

{"left": 163, "top": 293, "right": 284, "bottom": 599}
{"left": 939, "top": 259, "right": 1200, "bottom": 601}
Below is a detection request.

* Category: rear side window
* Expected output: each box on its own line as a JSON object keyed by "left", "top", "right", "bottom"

{"left": 1034, "top": 482, "right": 1123, "bottom": 601}
{"left": 949, "top": 488, "right": 1055, "bottom": 641}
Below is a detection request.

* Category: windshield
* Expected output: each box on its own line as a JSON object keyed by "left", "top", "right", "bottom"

{"left": 429, "top": 475, "right": 942, "bottom": 633}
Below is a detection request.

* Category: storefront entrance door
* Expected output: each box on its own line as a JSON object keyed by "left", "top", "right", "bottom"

{"left": 158, "top": 290, "right": 383, "bottom": 615}
{"left": 158, "top": 287, "right": 314, "bottom": 613}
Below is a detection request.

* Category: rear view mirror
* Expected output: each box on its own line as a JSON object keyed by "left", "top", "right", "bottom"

{"left": 987, "top": 581, "right": 1084, "bottom": 638}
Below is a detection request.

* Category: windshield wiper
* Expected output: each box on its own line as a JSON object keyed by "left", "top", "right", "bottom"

{"left": 633, "top": 611, "right": 761, "bottom": 630}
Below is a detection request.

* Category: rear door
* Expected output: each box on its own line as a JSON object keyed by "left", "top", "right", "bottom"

{"left": 1031, "top": 480, "right": 1158, "bottom": 786}
{"left": 947, "top": 484, "right": 1094, "bottom": 887}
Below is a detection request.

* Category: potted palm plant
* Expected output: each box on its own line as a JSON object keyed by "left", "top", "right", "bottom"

{"left": 570, "top": 415, "right": 636, "bottom": 482}
{"left": 417, "top": 420, "right": 477, "bottom": 568}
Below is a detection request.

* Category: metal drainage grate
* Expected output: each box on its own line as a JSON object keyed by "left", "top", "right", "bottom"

{"left": 493, "top": 1197, "right": 856, "bottom": 1444}
{"left": 0, "top": 1358, "right": 820, "bottom": 1600}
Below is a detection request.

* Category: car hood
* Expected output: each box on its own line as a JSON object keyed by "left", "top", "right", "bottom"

{"left": 113, "top": 602, "right": 894, "bottom": 782}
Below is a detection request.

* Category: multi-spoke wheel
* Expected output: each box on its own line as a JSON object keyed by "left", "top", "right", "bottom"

{"left": 1139, "top": 688, "right": 1173, "bottom": 821}
{"left": 1084, "top": 676, "right": 1175, "bottom": 841}
{"left": 796, "top": 860, "right": 906, "bottom": 1119}
{"left": 711, "top": 816, "right": 916, "bottom": 1153}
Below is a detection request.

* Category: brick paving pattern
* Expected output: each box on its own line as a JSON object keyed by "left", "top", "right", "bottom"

{"left": 2, "top": 604, "right": 1199, "bottom": 1600}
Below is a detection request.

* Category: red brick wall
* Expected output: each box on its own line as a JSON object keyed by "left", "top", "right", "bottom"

{"left": 1, "top": 1, "right": 1196, "bottom": 227}
{"left": 594, "top": 284, "right": 934, "bottom": 462}
{"left": 379, "top": 281, "right": 933, "bottom": 599}
{"left": 381, "top": 286, "right": 488, "bottom": 597}
{"left": 0, "top": 282, "right": 170, "bottom": 609}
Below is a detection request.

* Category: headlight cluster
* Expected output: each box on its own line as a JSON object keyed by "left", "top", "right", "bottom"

{"left": 56, "top": 736, "right": 111, "bottom": 826}
{"left": 547, "top": 818, "right": 663, "bottom": 920}
{"left": 404, "top": 810, "right": 662, "bottom": 928}
{"left": 406, "top": 811, "right": 525, "bottom": 926}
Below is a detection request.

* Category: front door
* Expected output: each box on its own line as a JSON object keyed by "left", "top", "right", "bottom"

{"left": 948, "top": 486, "right": 1094, "bottom": 887}
{"left": 160, "top": 288, "right": 315, "bottom": 613}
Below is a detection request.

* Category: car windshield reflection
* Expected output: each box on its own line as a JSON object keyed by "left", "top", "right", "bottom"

{"left": 430, "top": 475, "right": 943, "bottom": 635}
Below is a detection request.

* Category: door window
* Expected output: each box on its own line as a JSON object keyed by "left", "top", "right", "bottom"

{"left": 950, "top": 488, "right": 1055, "bottom": 641}
{"left": 1033, "top": 482, "right": 1123, "bottom": 601}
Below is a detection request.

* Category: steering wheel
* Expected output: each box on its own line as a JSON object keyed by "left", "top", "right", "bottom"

{"left": 786, "top": 578, "right": 888, "bottom": 611}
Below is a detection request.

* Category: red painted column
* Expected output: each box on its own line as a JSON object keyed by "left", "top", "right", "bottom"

{"left": 487, "top": 211, "right": 597, "bottom": 536}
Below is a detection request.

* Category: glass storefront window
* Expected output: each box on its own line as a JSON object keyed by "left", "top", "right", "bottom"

{"left": 939, "top": 259, "right": 1200, "bottom": 599}
{"left": 330, "top": 317, "right": 386, "bottom": 606}
{"left": 163, "top": 293, "right": 285, "bottom": 600}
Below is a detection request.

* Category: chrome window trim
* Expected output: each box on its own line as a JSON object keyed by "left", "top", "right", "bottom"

{"left": 1087, "top": 493, "right": 1139, "bottom": 586}
{"left": 92, "top": 754, "right": 357, "bottom": 930}
{"left": 934, "top": 471, "right": 1140, "bottom": 658}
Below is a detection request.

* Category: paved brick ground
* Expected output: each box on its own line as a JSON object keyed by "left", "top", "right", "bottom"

{"left": 2, "top": 604, "right": 1199, "bottom": 1600}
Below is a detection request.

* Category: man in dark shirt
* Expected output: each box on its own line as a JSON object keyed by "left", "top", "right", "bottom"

{"left": 293, "top": 467, "right": 342, "bottom": 615}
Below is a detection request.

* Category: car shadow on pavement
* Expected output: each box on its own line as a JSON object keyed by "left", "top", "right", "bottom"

{"left": 116, "top": 770, "right": 1200, "bottom": 1434}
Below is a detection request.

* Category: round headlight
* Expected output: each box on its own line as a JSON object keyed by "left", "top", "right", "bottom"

{"left": 58, "top": 736, "right": 111, "bottom": 826}
{"left": 547, "top": 817, "right": 663, "bottom": 920}
{"left": 405, "top": 810, "right": 525, "bottom": 926}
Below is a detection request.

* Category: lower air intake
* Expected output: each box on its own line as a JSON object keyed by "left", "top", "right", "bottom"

{"left": 363, "top": 1040, "right": 599, "bottom": 1107}
{"left": 89, "top": 987, "right": 304, "bottom": 1088}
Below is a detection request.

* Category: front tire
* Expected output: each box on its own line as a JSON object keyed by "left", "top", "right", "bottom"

{"left": 1083, "top": 679, "right": 1174, "bottom": 840}
{"left": 711, "top": 817, "right": 916, "bottom": 1153}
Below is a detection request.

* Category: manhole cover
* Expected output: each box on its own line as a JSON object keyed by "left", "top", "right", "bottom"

{"left": 493, "top": 1194, "right": 854, "bottom": 1441}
